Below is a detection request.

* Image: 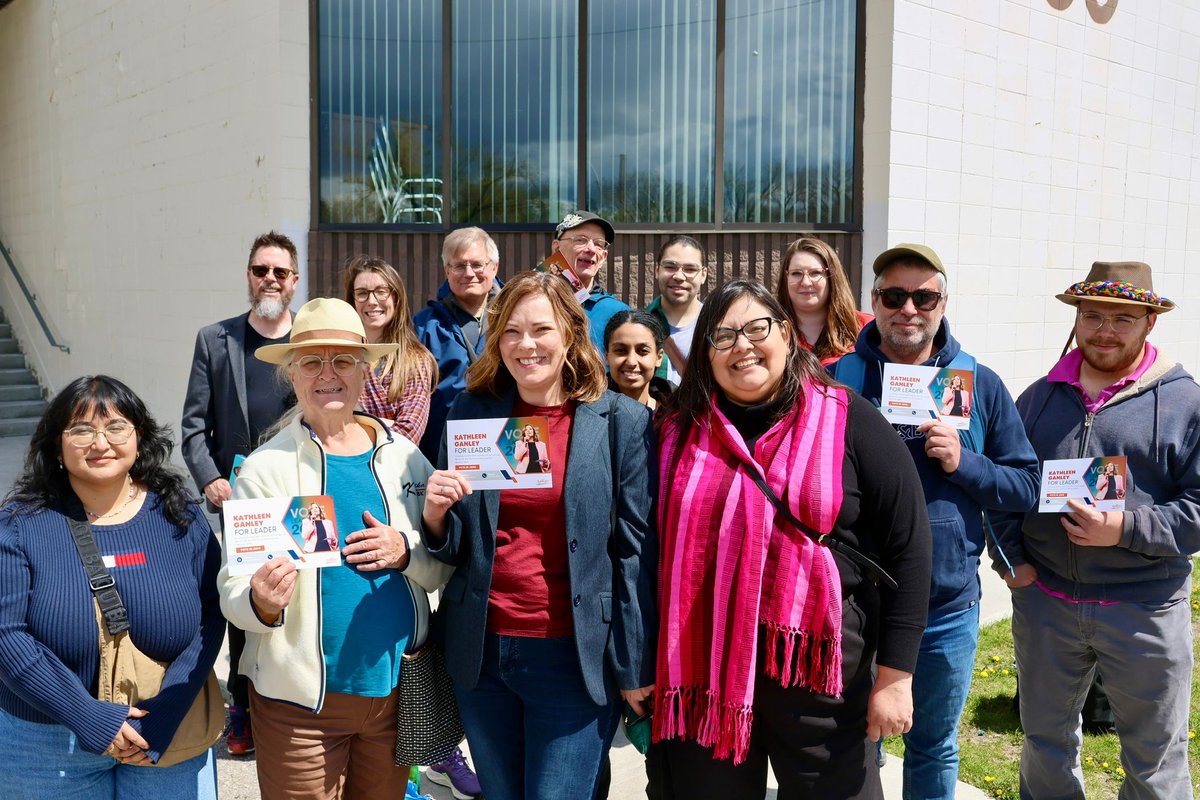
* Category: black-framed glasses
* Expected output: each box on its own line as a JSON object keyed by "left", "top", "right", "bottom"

{"left": 874, "top": 287, "right": 944, "bottom": 311}
{"left": 1077, "top": 310, "right": 1150, "bottom": 334}
{"left": 446, "top": 261, "right": 494, "bottom": 275}
{"left": 250, "top": 265, "right": 295, "bottom": 280}
{"left": 561, "top": 234, "right": 610, "bottom": 251}
{"left": 293, "top": 354, "right": 366, "bottom": 377}
{"left": 64, "top": 422, "right": 135, "bottom": 448}
{"left": 353, "top": 287, "right": 393, "bottom": 303}
{"left": 707, "top": 317, "right": 781, "bottom": 350}
{"left": 658, "top": 260, "right": 704, "bottom": 278}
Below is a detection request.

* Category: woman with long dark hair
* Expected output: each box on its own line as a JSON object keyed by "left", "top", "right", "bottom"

{"left": 0, "top": 375, "right": 223, "bottom": 798}
{"left": 774, "top": 237, "right": 872, "bottom": 366}
{"left": 653, "top": 281, "right": 931, "bottom": 798}
{"left": 343, "top": 254, "right": 438, "bottom": 444}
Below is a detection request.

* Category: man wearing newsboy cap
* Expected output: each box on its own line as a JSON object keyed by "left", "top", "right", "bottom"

{"left": 991, "top": 261, "right": 1200, "bottom": 798}
{"left": 549, "top": 210, "right": 630, "bottom": 350}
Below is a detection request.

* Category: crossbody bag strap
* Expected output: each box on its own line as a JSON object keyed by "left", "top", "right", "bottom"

{"left": 746, "top": 471, "right": 899, "bottom": 592}
{"left": 63, "top": 506, "right": 130, "bottom": 635}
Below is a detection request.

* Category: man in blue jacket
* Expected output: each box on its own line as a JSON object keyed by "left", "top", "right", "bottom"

{"left": 549, "top": 210, "right": 630, "bottom": 351}
{"left": 834, "top": 244, "right": 1039, "bottom": 799}
{"left": 992, "top": 262, "right": 1198, "bottom": 798}
{"left": 414, "top": 227, "right": 502, "bottom": 464}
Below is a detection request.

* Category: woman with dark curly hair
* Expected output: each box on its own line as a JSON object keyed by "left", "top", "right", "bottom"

{"left": 0, "top": 375, "right": 223, "bottom": 799}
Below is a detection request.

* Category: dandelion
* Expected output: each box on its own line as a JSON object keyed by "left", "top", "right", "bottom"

{"left": 1102, "top": 761, "right": 1110, "bottom": 768}
{"left": 983, "top": 776, "right": 995, "bottom": 782}
{"left": 991, "top": 655, "right": 1000, "bottom": 662}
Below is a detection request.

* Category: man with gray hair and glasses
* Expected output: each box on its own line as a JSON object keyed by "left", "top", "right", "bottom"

{"left": 992, "top": 261, "right": 1199, "bottom": 798}
{"left": 414, "top": 227, "right": 502, "bottom": 464}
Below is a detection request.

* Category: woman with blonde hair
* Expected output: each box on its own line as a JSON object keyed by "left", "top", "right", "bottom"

{"left": 420, "top": 270, "right": 657, "bottom": 800}
{"left": 342, "top": 255, "right": 437, "bottom": 444}
{"left": 774, "top": 237, "right": 872, "bottom": 366}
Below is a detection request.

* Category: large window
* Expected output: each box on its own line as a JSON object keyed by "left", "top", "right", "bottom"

{"left": 316, "top": 0, "right": 858, "bottom": 228}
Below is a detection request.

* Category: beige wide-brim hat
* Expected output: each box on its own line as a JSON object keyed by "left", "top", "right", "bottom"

{"left": 1055, "top": 261, "right": 1175, "bottom": 313}
{"left": 255, "top": 297, "right": 397, "bottom": 365}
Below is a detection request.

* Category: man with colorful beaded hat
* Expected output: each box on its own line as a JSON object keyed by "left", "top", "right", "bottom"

{"left": 549, "top": 210, "right": 630, "bottom": 350}
{"left": 992, "top": 261, "right": 1199, "bottom": 798}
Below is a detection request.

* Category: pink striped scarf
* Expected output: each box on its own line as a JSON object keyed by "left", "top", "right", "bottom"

{"left": 653, "top": 383, "right": 849, "bottom": 764}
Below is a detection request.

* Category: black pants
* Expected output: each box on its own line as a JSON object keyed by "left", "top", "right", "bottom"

{"left": 650, "top": 594, "right": 882, "bottom": 800}
{"left": 227, "top": 622, "right": 249, "bottom": 708}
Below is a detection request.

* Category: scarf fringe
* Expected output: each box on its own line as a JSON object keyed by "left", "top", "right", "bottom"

{"left": 655, "top": 685, "right": 756, "bottom": 765}
{"left": 763, "top": 621, "right": 844, "bottom": 697}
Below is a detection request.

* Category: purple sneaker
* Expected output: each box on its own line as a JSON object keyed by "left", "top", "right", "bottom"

{"left": 425, "top": 747, "right": 483, "bottom": 799}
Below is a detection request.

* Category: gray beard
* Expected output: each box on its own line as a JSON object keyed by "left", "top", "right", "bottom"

{"left": 252, "top": 294, "right": 288, "bottom": 320}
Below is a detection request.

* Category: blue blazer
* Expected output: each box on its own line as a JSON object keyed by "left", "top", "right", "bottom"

{"left": 428, "top": 387, "right": 657, "bottom": 706}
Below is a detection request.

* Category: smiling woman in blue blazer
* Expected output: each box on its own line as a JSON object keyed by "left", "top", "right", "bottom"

{"left": 422, "top": 270, "right": 657, "bottom": 800}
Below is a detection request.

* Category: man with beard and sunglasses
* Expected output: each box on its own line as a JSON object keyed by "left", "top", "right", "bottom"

{"left": 833, "top": 244, "right": 1039, "bottom": 800}
{"left": 992, "top": 262, "right": 1198, "bottom": 799}
{"left": 181, "top": 230, "right": 300, "bottom": 757}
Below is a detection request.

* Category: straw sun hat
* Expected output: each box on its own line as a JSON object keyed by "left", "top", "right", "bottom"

{"left": 254, "top": 297, "right": 397, "bottom": 365}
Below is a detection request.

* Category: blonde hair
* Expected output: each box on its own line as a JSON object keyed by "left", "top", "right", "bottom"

{"left": 775, "top": 237, "right": 863, "bottom": 360}
{"left": 467, "top": 271, "right": 607, "bottom": 403}
{"left": 341, "top": 255, "right": 437, "bottom": 402}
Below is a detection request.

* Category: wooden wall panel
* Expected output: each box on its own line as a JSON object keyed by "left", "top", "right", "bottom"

{"left": 309, "top": 230, "right": 866, "bottom": 313}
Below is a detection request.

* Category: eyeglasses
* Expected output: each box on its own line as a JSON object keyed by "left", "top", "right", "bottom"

{"left": 250, "top": 265, "right": 296, "bottom": 280}
{"left": 788, "top": 268, "right": 829, "bottom": 283}
{"left": 353, "top": 287, "right": 393, "bottom": 303}
{"left": 293, "top": 354, "right": 366, "bottom": 377}
{"left": 560, "top": 234, "right": 610, "bottom": 252}
{"left": 874, "top": 287, "right": 944, "bottom": 311}
{"left": 64, "top": 422, "right": 135, "bottom": 448}
{"left": 446, "top": 261, "right": 493, "bottom": 275}
{"left": 1077, "top": 310, "right": 1150, "bottom": 334}
{"left": 658, "top": 261, "right": 703, "bottom": 278}
{"left": 707, "top": 317, "right": 781, "bottom": 350}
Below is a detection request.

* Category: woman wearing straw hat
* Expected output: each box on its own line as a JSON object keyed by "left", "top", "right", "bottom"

{"left": 217, "top": 298, "right": 452, "bottom": 800}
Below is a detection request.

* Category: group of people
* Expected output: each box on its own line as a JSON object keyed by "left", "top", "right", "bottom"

{"left": 0, "top": 212, "right": 1195, "bottom": 800}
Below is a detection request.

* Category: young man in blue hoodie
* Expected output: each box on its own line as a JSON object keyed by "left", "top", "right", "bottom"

{"left": 550, "top": 211, "right": 630, "bottom": 351}
{"left": 834, "top": 244, "right": 1039, "bottom": 799}
{"left": 992, "top": 262, "right": 1199, "bottom": 799}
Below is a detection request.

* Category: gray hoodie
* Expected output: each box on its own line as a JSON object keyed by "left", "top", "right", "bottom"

{"left": 991, "top": 355, "right": 1200, "bottom": 603}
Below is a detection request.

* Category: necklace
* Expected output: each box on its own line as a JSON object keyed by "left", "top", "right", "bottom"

{"left": 84, "top": 480, "right": 140, "bottom": 520}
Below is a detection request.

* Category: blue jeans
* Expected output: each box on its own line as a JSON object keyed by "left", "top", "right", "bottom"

{"left": 902, "top": 603, "right": 980, "bottom": 800}
{"left": 0, "top": 707, "right": 217, "bottom": 800}
{"left": 453, "top": 634, "right": 619, "bottom": 800}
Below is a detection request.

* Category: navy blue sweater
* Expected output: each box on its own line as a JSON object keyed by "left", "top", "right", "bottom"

{"left": 0, "top": 494, "right": 223, "bottom": 761}
{"left": 843, "top": 320, "right": 1040, "bottom": 613}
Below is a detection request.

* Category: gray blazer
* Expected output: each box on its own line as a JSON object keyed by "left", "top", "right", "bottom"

{"left": 180, "top": 313, "right": 257, "bottom": 509}
{"left": 429, "top": 387, "right": 658, "bottom": 706}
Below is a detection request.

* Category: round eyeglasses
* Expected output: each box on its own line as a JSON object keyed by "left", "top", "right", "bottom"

{"left": 293, "top": 354, "right": 366, "bottom": 377}
{"left": 64, "top": 422, "right": 135, "bottom": 448}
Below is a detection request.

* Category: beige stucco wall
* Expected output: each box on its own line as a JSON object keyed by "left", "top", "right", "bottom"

{"left": 0, "top": 0, "right": 309, "bottom": 435}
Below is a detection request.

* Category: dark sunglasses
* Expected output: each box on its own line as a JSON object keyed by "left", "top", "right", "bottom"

{"left": 250, "top": 265, "right": 295, "bottom": 280}
{"left": 874, "top": 287, "right": 943, "bottom": 311}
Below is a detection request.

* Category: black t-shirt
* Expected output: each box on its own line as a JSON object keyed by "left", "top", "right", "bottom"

{"left": 243, "top": 322, "right": 295, "bottom": 445}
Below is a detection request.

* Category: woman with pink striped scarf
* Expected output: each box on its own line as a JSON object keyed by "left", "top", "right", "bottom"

{"left": 650, "top": 280, "right": 932, "bottom": 799}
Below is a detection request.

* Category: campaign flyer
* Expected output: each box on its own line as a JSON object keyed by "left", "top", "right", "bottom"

{"left": 447, "top": 416, "right": 553, "bottom": 490}
{"left": 222, "top": 495, "right": 342, "bottom": 576}
{"left": 880, "top": 364, "right": 974, "bottom": 430}
{"left": 537, "top": 251, "right": 590, "bottom": 303}
{"left": 1038, "top": 456, "right": 1128, "bottom": 513}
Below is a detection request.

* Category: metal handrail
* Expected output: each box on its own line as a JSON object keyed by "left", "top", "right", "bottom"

{"left": 0, "top": 235, "right": 69, "bottom": 353}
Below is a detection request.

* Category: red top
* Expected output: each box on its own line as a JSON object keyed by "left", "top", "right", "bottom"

{"left": 800, "top": 310, "right": 874, "bottom": 366}
{"left": 487, "top": 399, "right": 576, "bottom": 637}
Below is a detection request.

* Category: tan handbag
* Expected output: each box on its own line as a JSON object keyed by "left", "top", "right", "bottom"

{"left": 93, "top": 602, "right": 225, "bottom": 767}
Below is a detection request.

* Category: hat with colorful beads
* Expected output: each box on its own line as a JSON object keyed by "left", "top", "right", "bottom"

{"left": 1056, "top": 261, "right": 1174, "bottom": 313}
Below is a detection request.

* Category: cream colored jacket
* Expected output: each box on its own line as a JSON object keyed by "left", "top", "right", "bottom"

{"left": 217, "top": 413, "right": 451, "bottom": 712}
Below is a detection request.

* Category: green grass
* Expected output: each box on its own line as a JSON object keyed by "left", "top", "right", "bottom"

{"left": 884, "top": 579, "right": 1200, "bottom": 799}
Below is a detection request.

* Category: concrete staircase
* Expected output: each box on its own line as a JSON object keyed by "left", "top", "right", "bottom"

{"left": 0, "top": 310, "right": 47, "bottom": 436}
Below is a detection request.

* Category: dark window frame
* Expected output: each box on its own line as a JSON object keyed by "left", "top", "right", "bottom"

{"left": 309, "top": 0, "right": 865, "bottom": 234}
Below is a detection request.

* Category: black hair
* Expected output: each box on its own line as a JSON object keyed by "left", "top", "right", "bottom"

{"left": 603, "top": 310, "right": 668, "bottom": 352}
{"left": 656, "top": 235, "right": 705, "bottom": 263}
{"left": 663, "top": 279, "right": 835, "bottom": 435}
{"left": 4, "top": 375, "right": 196, "bottom": 530}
